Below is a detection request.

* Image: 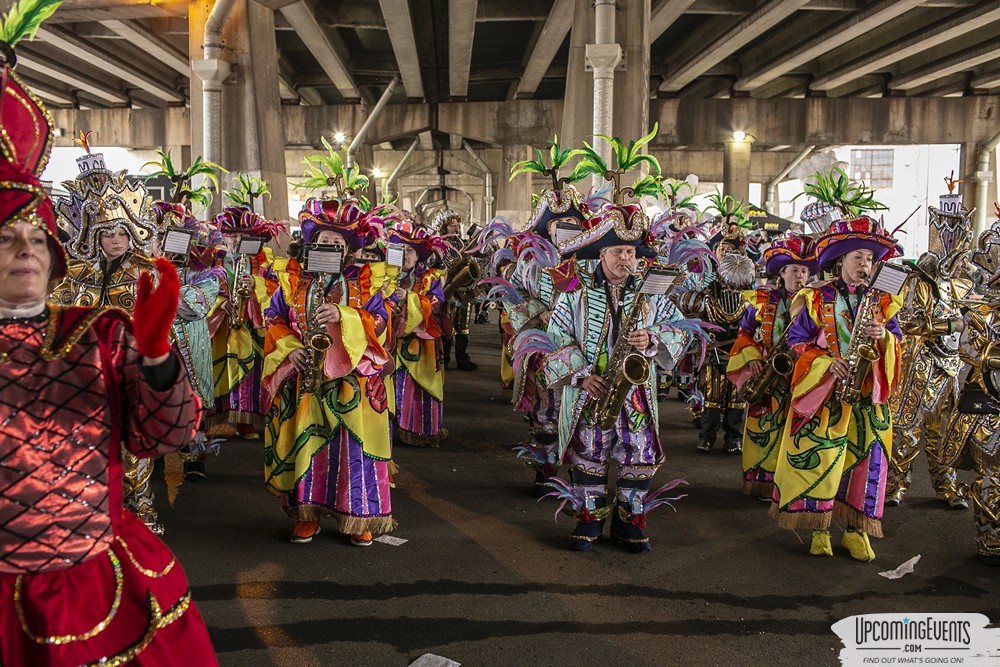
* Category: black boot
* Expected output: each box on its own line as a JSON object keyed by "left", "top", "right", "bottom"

{"left": 568, "top": 469, "right": 608, "bottom": 552}
{"left": 610, "top": 478, "right": 653, "bottom": 553}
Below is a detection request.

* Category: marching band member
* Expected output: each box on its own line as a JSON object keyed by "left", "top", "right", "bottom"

{"left": 543, "top": 201, "right": 699, "bottom": 553}
{"left": 262, "top": 194, "right": 395, "bottom": 546}
{"left": 0, "top": 22, "right": 217, "bottom": 662}
{"left": 385, "top": 217, "right": 449, "bottom": 447}
{"left": 771, "top": 216, "right": 903, "bottom": 561}
{"left": 728, "top": 235, "right": 816, "bottom": 500}
{"left": 433, "top": 209, "right": 479, "bottom": 371}
{"left": 887, "top": 205, "right": 974, "bottom": 508}
{"left": 936, "top": 208, "right": 1000, "bottom": 565}
{"left": 208, "top": 204, "right": 285, "bottom": 438}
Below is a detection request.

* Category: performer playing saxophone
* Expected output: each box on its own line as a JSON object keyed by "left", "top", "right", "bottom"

{"left": 771, "top": 214, "right": 903, "bottom": 562}
{"left": 727, "top": 235, "right": 816, "bottom": 500}
{"left": 543, "top": 200, "right": 704, "bottom": 553}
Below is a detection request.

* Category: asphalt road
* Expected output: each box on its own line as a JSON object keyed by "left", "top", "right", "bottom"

{"left": 156, "top": 318, "right": 1000, "bottom": 667}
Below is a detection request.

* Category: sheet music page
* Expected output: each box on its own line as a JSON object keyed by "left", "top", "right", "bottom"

{"left": 555, "top": 223, "right": 581, "bottom": 245}
{"left": 386, "top": 243, "right": 405, "bottom": 267}
{"left": 640, "top": 268, "right": 681, "bottom": 295}
{"left": 237, "top": 236, "right": 264, "bottom": 255}
{"left": 162, "top": 228, "right": 192, "bottom": 255}
{"left": 305, "top": 246, "right": 344, "bottom": 275}
{"left": 870, "top": 263, "right": 909, "bottom": 296}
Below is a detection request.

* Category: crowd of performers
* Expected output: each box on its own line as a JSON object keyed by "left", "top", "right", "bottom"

{"left": 3, "top": 6, "right": 1000, "bottom": 664}
{"left": 488, "top": 137, "right": 1000, "bottom": 566}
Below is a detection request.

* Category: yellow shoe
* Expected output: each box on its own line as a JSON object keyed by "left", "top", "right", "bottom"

{"left": 810, "top": 530, "right": 833, "bottom": 556}
{"left": 841, "top": 530, "right": 876, "bottom": 562}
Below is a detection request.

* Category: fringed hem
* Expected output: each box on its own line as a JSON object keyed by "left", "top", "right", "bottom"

{"left": 398, "top": 429, "right": 441, "bottom": 448}
{"left": 769, "top": 503, "right": 832, "bottom": 531}
{"left": 335, "top": 514, "right": 397, "bottom": 536}
{"left": 833, "top": 502, "right": 884, "bottom": 538}
{"left": 387, "top": 459, "right": 400, "bottom": 477}
{"left": 205, "top": 411, "right": 264, "bottom": 436}
{"left": 743, "top": 480, "right": 774, "bottom": 498}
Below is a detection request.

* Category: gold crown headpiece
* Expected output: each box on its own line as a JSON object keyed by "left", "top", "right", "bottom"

{"left": 57, "top": 169, "right": 156, "bottom": 262}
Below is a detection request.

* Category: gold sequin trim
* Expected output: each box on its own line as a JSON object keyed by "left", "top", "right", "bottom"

{"left": 115, "top": 535, "right": 176, "bottom": 578}
{"left": 14, "top": 550, "right": 124, "bottom": 645}
{"left": 79, "top": 591, "right": 193, "bottom": 667}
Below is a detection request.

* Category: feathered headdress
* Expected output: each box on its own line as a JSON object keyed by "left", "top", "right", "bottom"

{"left": 142, "top": 149, "right": 227, "bottom": 211}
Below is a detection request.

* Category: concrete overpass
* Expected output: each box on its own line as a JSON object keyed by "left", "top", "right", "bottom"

{"left": 12, "top": 0, "right": 1000, "bottom": 222}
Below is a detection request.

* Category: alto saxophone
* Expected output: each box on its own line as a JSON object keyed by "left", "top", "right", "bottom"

{"left": 589, "top": 268, "right": 651, "bottom": 430}
{"left": 231, "top": 255, "right": 252, "bottom": 329}
{"left": 300, "top": 278, "right": 333, "bottom": 395}
{"left": 740, "top": 326, "right": 794, "bottom": 404}
{"left": 834, "top": 273, "right": 883, "bottom": 404}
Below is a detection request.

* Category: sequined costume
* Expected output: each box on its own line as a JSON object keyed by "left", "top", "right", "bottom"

{"left": 771, "top": 280, "right": 903, "bottom": 537}
{"left": 0, "top": 41, "right": 215, "bottom": 661}
{"left": 888, "top": 264, "right": 967, "bottom": 505}
{"left": 262, "top": 198, "right": 396, "bottom": 537}
{"left": 386, "top": 220, "right": 448, "bottom": 447}
{"left": 728, "top": 286, "right": 798, "bottom": 496}
{"left": 544, "top": 200, "right": 702, "bottom": 552}
{"left": 0, "top": 308, "right": 216, "bottom": 665}
{"left": 51, "top": 147, "right": 162, "bottom": 533}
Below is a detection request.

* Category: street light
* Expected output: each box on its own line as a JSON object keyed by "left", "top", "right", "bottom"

{"left": 732, "top": 130, "right": 746, "bottom": 142}
{"left": 372, "top": 167, "right": 383, "bottom": 179}
{"left": 333, "top": 131, "right": 346, "bottom": 144}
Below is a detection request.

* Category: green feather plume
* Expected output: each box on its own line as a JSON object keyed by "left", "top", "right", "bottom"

{"left": 142, "top": 149, "right": 228, "bottom": 210}
{"left": 795, "top": 166, "right": 887, "bottom": 217}
{"left": 296, "top": 135, "right": 370, "bottom": 201}
{"left": 0, "top": 0, "right": 62, "bottom": 46}
{"left": 225, "top": 173, "right": 271, "bottom": 209}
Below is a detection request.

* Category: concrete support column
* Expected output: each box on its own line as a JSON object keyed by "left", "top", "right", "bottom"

{"left": 189, "top": 0, "right": 287, "bottom": 220}
{"left": 723, "top": 139, "right": 752, "bottom": 204}
{"left": 561, "top": 0, "right": 651, "bottom": 156}
{"left": 496, "top": 145, "right": 532, "bottom": 226}
{"left": 960, "top": 141, "right": 982, "bottom": 215}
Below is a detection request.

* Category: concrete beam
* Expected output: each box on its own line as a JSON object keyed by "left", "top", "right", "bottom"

{"left": 35, "top": 26, "right": 183, "bottom": 104}
{"left": 449, "top": 0, "right": 478, "bottom": 99}
{"left": 50, "top": 106, "right": 191, "bottom": 147}
{"left": 99, "top": 19, "right": 189, "bottom": 77}
{"left": 19, "top": 77, "right": 76, "bottom": 106}
{"left": 280, "top": 1, "right": 361, "bottom": 100}
{"left": 659, "top": 0, "right": 812, "bottom": 93}
{"left": 378, "top": 0, "right": 425, "bottom": 99}
{"left": 734, "top": 0, "right": 924, "bottom": 92}
{"left": 890, "top": 40, "right": 1000, "bottom": 91}
{"left": 513, "top": 0, "right": 573, "bottom": 98}
{"left": 972, "top": 65, "right": 1000, "bottom": 90}
{"left": 46, "top": 0, "right": 187, "bottom": 23}
{"left": 477, "top": 0, "right": 549, "bottom": 21}
{"left": 16, "top": 50, "right": 130, "bottom": 105}
{"left": 274, "top": 4, "right": 386, "bottom": 29}
{"left": 651, "top": 0, "right": 698, "bottom": 43}
{"left": 810, "top": 1, "right": 1000, "bottom": 92}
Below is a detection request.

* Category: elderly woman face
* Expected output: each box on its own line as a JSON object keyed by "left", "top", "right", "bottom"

{"left": 0, "top": 221, "right": 52, "bottom": 306}
{"left": 99, "top": 227, "right": 131, "bottom": 260}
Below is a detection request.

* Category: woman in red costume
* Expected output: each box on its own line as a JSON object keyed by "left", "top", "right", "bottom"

{"left": 0, "top": 28, "right": 217, "bottom": 666}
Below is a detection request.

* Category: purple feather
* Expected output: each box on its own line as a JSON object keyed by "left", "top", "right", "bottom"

{"left": 663, "top": 316, "right": 722, "bottom": 367}
{"left": 483, "top": 282, "right": 523, "bottom": 306}
{"left": 490, "top": 246, "right": 517, "bottom": 273}
{"left": 471, "top": 216, "right": 515, "bottom": 252}
{"left": 512, "top": 328, "right": 556, "bottom": 368}
{"left": 642, "top": 479, "right": 689, "bottom": 514}
{"left": 512, "top": 443, "right": 548, "bottom": 467}
{"left": 539, "top": 476, "right": 587, "bottom": 523}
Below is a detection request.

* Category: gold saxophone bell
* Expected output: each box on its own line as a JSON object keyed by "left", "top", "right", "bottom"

{"left": 771, "top": 350, "right": 794, "bottom": 377}
{"left": 309, "top": 332, "right": 333, "bottom": 352}
{"left": 621, "top": 353, "right": 650, "bottom": 386}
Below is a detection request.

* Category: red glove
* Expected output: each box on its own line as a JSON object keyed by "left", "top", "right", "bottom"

{"left": 133, "top": 258, "right": 181, "bottom": 358}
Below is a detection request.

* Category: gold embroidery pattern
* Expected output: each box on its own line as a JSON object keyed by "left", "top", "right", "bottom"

{"left": 79, "top": 591, "right": 193, "bottom": 667}
{"left": 115, "top": 535, "right": 176, "bottom": 578}
{"left": 14, "top": 550, "right": 124, "bottom": 645}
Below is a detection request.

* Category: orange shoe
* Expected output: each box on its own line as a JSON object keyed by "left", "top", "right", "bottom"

{"left": 291, "top": 520, "right": 321, "bottom": 544}
{"left": 351, "top": 532, "right": 373, "bottom": 547}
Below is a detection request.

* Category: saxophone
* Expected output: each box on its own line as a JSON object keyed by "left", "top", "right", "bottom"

{"left": 834, "top": 273, "right": 883, "bottom": 404}
{"left": 589, "top": 268, "right": 651, "bottom": 430}
{"left": 230, "top": 255, "right": 252, "bottom": 329}
{"left": 740, "top": 327, "right": 794, "bottom": 404}
{"left": 300, "top": 278, "right": 333, "bottom": 395}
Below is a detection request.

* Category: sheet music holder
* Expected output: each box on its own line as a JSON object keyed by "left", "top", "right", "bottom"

{"left": 304, "top": 244, "right": 345, "bottom": 275}
{"left": 869, "top": 262, "right": 909, "bottom": 296}
{"left": 386, "top": 243, "right": 406, "bottom": 268}
{"left": 555, "top": 222, "right": 582, "bottom": 245}
{"left": 640, "top": 267, "right": 683, "bottom": 296}
{"left": 161, "top": 227, "right": 193, "bottom": 256}
{"left": 235, "top": 236, "right": 265, "bottom": 255}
